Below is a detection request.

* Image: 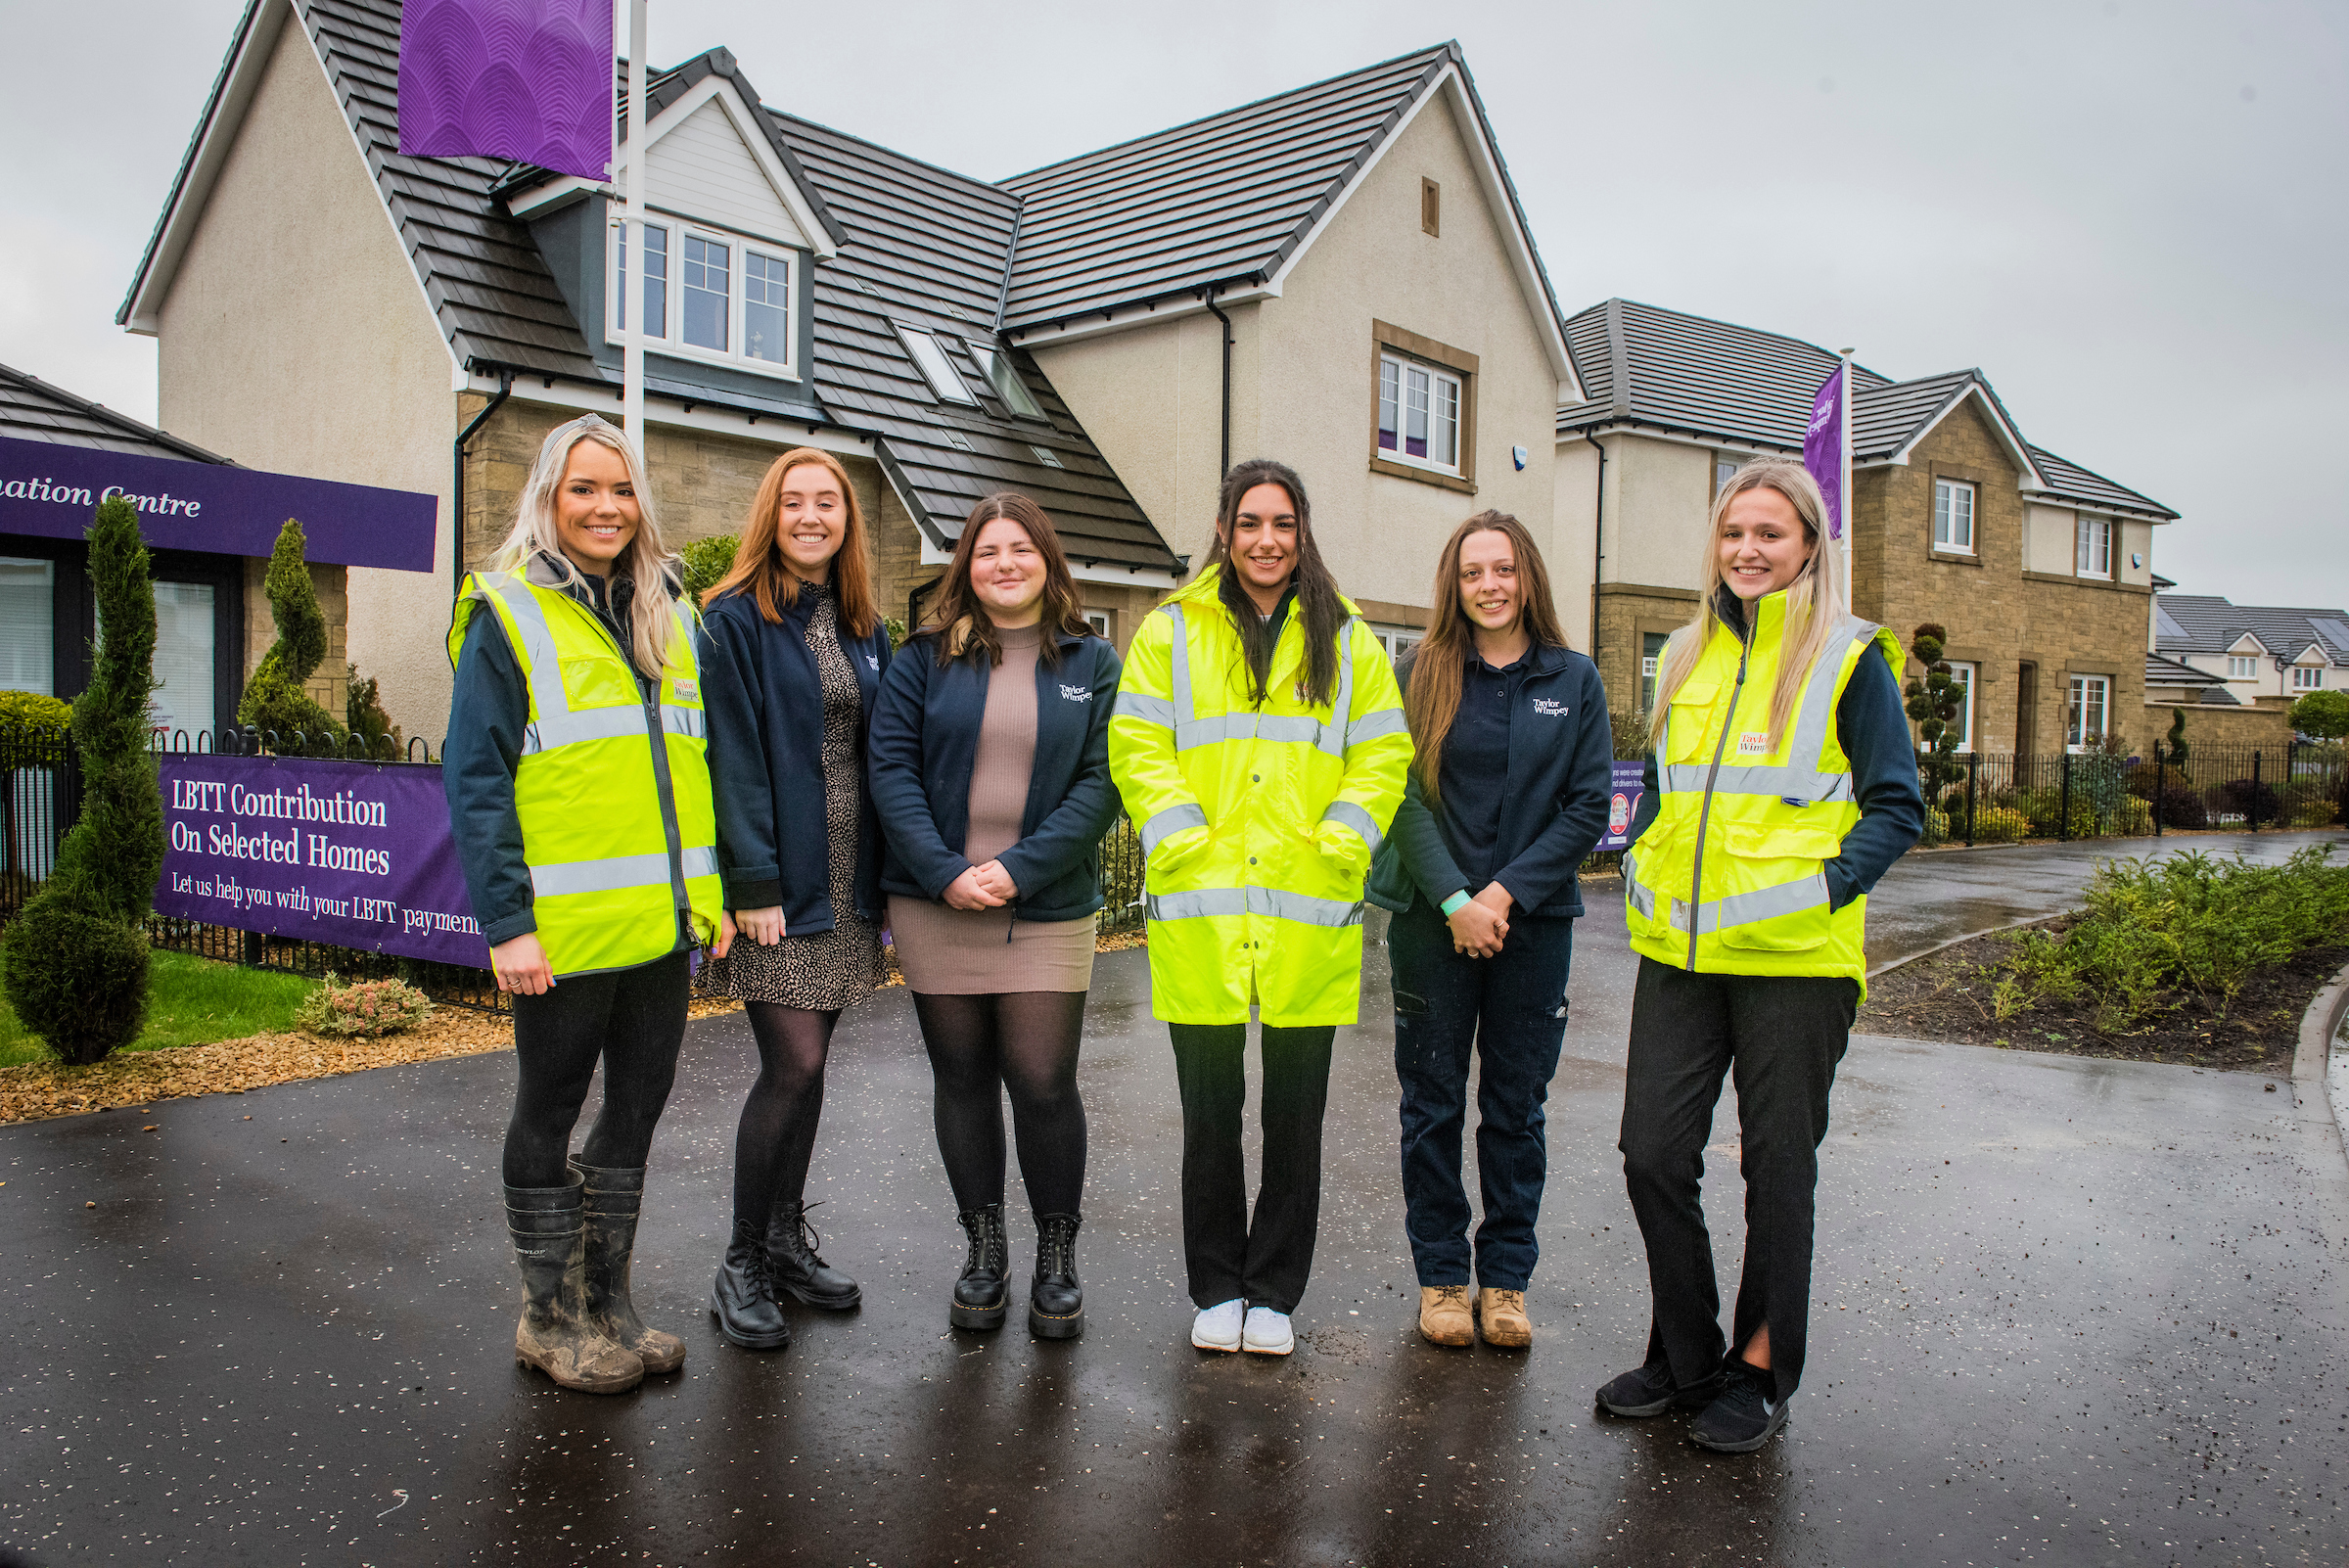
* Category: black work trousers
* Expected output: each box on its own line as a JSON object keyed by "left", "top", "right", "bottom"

{"left": 503, "top": 948, "right": 692, "bottom": 1188}
{"left": 1169, "top": 1022, "right": 1336, "bottom": 1314}
{"left": 1618, "top": 957, "right": 1857, "bottom": 1405}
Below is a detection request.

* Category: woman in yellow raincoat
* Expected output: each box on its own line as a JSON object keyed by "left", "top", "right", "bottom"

{"left": 1108, "top": 458, "right": 1411, "bottom": 1357}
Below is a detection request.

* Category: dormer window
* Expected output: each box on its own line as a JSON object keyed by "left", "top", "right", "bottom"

{"left": 611, "top": 218, "right": 799, "bottom": 379}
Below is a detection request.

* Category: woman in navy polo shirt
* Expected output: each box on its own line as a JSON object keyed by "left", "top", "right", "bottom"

{"left": 868, "top": 493, "right": 1124, "bottom": 1339}
{"left": 1368, "top": 510, "right": 1613, "bottom": 1352}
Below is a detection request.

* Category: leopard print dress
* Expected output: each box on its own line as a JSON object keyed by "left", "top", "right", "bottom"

{"left": 700, "top": 582, "right": 886, "bottom": 1009}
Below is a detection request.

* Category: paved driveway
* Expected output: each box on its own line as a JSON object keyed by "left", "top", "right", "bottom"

{"left": 3, "top": 832, "right": 2345, "bottom": 1566}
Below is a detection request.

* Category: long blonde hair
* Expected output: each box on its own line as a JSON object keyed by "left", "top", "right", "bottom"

{"left": 492, "top": 414, "right": 680, "bottom": 678}
{"left": 1647, "top": 458, "right": 1849, "bottom": 752}
{"left": 1405, "top": 511, "right": 1567, "bottom": 798}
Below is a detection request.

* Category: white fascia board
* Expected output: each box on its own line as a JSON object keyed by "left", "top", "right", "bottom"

{"left": 1555, "top": 423, "right": 1794, "bottom": 459}
{"left": 119, "top": 0, "right": 293, "bottom": 335}
{"left": 2018, "top": 489, "right": 2173, "bottom": 524}
{"left": 914, "top": 531, "right": 1178, "bottom": 588}
{"left": 1261, "top": 65, "right": 1583, "bottom": 403}
{"left": 1006, "top": 285, "right": 1278, "bottom": 349}
{"left": 2225, "top": 630, "right": 2271, "bottom": 656}
{"left": 1888, "top": 383, "right": 2044, "bottom": 488}
{"left": 465, "top": 371, "right": 869, "bottom": 458}
{"left": 521, "top": 75, "right": 838, "bottom": 258}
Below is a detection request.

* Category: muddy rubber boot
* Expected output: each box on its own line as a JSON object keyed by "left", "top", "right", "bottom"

{"left": 710, "top": 1216, "right": 791, "bottom": 1351}
{"left": 573, "top": 1162, "right": 685, "bottom": 1375}
{"left": 505, "top": 1180, "right": 644, "bottom": 1394}
{"left": 766, "top": 1200, "right": 862, "bottom": 1311}
{"left": 1028, "top": 1212, "right": 1084, "bottom": 1340}
{"left": 950, "top": 1202, "right": 1009, "bottom": 1330}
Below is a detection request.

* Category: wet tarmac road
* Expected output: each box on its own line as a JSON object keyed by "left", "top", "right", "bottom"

{"left": 5, "top": 834, "right": 2347, "bottom": 1566}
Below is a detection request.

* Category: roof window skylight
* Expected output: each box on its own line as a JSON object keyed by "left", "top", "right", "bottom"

{"left": 1031, "top": 444, "right": 1064, "bottom": 469}
{"left": 897, "top": 324, "right": 977, "bottom": 405}
{"left": 971, "top": 344, "right": 1046, "bottom": 420}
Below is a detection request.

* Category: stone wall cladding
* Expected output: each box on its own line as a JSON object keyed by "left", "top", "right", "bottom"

{"left": 2151, "top": 699, "right": 2294, "bottom": 750}
{"left": 1595, "top": 584, "right": 1703, "bottom": 719}
{"left": 243, "top": 556, "right": 349, "bottom": 718}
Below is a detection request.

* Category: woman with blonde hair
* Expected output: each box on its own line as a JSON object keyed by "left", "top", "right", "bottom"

{"left": 445, "top": 413, "right": 731, "bottom": 1394}
{"left": 868, "top": 492, "right": 1124, "bottom": 1338}
{"left": 1597, "top": 457, "right": 1920, "bottom": 1452}
{"left": 698, "top": 447, "right": 894, "bottom": 1352}
{"left": 1366, "top": 510, "right": 1612, "bottom": 1352}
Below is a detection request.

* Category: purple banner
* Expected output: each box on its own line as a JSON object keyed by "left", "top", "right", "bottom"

{"left": 1803, "top": 365, "right": 1845, "bottom": 541}
{"left": 399, "top": 0, "right": 616, "bottom": 181}
{"left": 154, "top": 756, "right": 489, "bottom": 970}
{"left": 1597, "top": 760, "right": 1647, "bottom": 852}
{"left": 0, "top": 436, "right": 438, "bottom": 572}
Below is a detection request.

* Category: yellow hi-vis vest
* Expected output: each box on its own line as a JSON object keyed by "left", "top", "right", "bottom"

{"left": 448, "top": 565, "right": 723, "bottom": 978}
{"left": 1622, "top": 590, "right": 1905, "bottom": 993}
{"left": 1108, "top": 566, "right": 1413, "bottom": 1028}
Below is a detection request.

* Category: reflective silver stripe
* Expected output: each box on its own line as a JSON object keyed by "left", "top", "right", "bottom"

{"left": 1346, "top": 707, "right": 1409, "bottom": 745}
{"left": 531, "top": 851, "right": 678, "bottom": 899}
{"left": 680, "top": 845, "right": 718, "bottom": 881}
{"left": 1321, "top": 799, "right": 1382, "bottom": 853}
{"left": 1660, "top": 762, "right": 1853, "bottom": 803}
{"left": 1684, "top": 870, "right": 1830, "bottom": 934}
{"left": 1623, "top": 851, "right": 1656, "bottom": 919}
{"left": 1145, "top": 886, "right": 1366, "bottom": 927}
{"left": 1139, "top": 803, "right": 1207, "bottom": 854}
{"left": 660, "top": 706, "right": 706, "bottom": 741}
{"left": 1115, "top": 691, "right": 1176, "bottom": 728}
{"left": 1255, "top": 714, "right": 1325, "bottom": 746}
{"left": 1322, "top": 619, "right": 1357, "bottom": 760}
{"left": 479, "top": 575, "right": 573, "bottom": 737}
{"left": 1651, "top": 618, "right": 1878, "bottom": 802}
{"left": 521, "top": 702, "right": 652, "bottom": 757}
{"left": 1166, "top": 603, "right": 1199, "bottom": 749}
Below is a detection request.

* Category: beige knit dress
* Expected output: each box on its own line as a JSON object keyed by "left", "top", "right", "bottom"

{"left": 888, "top": 623, "right": 1097, "bottom": 994}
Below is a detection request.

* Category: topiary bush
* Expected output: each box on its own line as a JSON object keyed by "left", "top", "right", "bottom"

{"left": 1903, "top": 624, "right": 1962, "bottom": 798}
{"left": 679, "top": 534, "right": 737, "bottom": 607}
{"left": 237, "top": 519, "right": 344, "bottom": 750}
{"left": 2, "top": 878, "right": 149, "bottom": 1062}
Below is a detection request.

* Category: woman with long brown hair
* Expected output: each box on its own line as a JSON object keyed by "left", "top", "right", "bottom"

{"left": 697, "top": 447, "right": 893, "bottom": 1352}
{"left": 1367, "top": 511, "right": 1612, "bottom": 1352}
{"left": 867, "top": 493, "right": 1124, "bottom": 1338}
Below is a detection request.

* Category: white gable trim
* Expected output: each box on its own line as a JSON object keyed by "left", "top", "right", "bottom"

{"left": 2227, "top": 631, "right": 2271, "bottom": 656}
{"left": 1886, "top": 382, "right": 2044, "bottom": 488}
{"left": 506, "top": 74, "right": 838, "bottom": 259}
{"left": 1259, "top": 65, "right": 1581, "bottom": 403}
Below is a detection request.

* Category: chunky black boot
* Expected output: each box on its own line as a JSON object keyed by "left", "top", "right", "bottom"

{"left": 766, "top": 1200, "right": 862, "bottom": 1311}
{"left": 574, "top": 1162, "right": 685, "bottom": 1375}
{"left": 1029, "top": 1212, "right": 1084, "bottom": 1340}
{"left": 709, "top": 1216, "right": 791, "bottom": 1351}
{"left": 507, "top": 1180, "right": 644, "bottom": 1393}
{"left": 950, "top": 1203, "right": 1009, "bottom": 1330}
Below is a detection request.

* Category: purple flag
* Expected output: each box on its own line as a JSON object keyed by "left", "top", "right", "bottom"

{"left": 1803, "top": 365, "right": 1845, "bottom": 540}
{"left": 398, "top": 0, "right": 615, "bottom": 180}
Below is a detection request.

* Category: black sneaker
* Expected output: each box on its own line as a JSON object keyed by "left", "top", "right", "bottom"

{"left": 1595, "top": 1360, "right": 1724, "bottom": 1418}
{"left": 1687, "top": 1360, "right": 1788, "bottom": 1453}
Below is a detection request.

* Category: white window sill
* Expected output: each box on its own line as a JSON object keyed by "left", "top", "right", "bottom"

{"left": 605, "top": 335, "right": 801, "bottom": 384}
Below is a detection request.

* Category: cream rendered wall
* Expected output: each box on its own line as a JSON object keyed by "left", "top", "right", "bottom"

{"left": 156, "top": 20, "right": 457, "bottom": 739}
{"left": 2118, "top": 519, "right": 2154, "bottom": 587}
{"left": 1550, "top": 437, "right": 1599, "bottom": 647}
{"left": 2024, "top": 504, "right": 2074, "bottom": 576}
{"left": 1605, "top": 436, "right": 1710, "bottom": 589}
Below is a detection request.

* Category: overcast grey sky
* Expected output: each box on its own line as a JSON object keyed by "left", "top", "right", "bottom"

{"left": 3, "top": 0, "right": 2340, "bottom": 607}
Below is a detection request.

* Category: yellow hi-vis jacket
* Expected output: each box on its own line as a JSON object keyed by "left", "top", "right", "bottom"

{"left": 1622, "top": 589, "right": 1904, "bottom": 992}
{"left": 448, "top": 562, "right": 723, "bottom": 977}
{"left": 1108, "top": 566, "right": 1413, "bottom": 1027}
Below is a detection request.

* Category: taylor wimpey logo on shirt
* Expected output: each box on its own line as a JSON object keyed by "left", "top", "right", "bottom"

{"left": 1059, "top": 684, "right": 1092, "bottom": 703}
{"left": 671, "top": 677, "right": 698, "bottom": 704}
{"left": 1533, "top": 698, "right": 1569, "bottom": 717}
{"left": 866, "top": 654, "right": 880, "bottom": 671}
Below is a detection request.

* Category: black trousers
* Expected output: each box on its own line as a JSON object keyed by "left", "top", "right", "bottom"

{"left": 1618, "top": 957, "right": 1857, "bottom": 1405}
{"left": 1169, "top": 1022, "right": 1335, "bottom": 1314}
{"left": 504, "top": 949, "right": 692, "bottom": 1188}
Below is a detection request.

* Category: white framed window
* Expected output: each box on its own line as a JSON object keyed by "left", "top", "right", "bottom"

{"left": 611, "top": 219, "right": 798, "bottom": 378}
{"left": 149, "top": 581, "right": 217, "bottom": 736}
{"left": 2066, "top": 673, "right": 2109, "bottom": 752}
{"left": 1943, "top": 661, "right": 1976, "bottom": 752}
{"left": 898, "top": 325, "right": 978, "bottom": 405}
{"left": 2228, "top": 655, "right": 2259, "bottom": 678}
{"left": 969, "top": 342, "right": 1046, "bottom": 420}
{"left": 0, "top": 557, "right": 55, "bottom": 696}
{"left": 1372, "top": 623, "right": 1424, "bottom": 663}
{"left": 2292, "top": 666, "right": 2326, "bottom": 690}
{"left": 1715, "top": 458, "right": 1739, "bottom": 495}
{"left": 1641, "top": 630, "right": 1670, "bottom": 713}
{"left": 2075, "top": 514, "right": 2111, "bottom": 577}
{"left": 1082, "top": 609, "right": 1114, "bottom": 640}
{"left": 1932, "top": 480, "right": 1975, "bottom": 553}
{"left": 1376, "top": 354, "right": 1461, "bottom": 472}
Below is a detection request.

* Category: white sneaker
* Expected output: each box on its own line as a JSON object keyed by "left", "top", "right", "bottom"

{"left": 1191, "top": 1298, "right": 1245, "bottom": 1352}
{"left": 1242, "top": 1305, "right": 1294, "bottom": 1356}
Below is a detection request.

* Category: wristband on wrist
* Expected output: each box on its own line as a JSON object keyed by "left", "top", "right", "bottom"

{"left": 1440, "top": 891, "right": 1472, "bottom": 917}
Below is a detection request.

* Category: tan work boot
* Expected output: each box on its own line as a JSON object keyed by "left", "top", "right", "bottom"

{"left": 1477, "top": 1287, "right": 1533, "bottom": 1349}
{"left": 1418, "top": 1285, "right": 1474, "bottom": 1347}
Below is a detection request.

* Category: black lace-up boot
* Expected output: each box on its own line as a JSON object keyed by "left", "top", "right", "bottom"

{"left": 1029, "top": 1212, "right": 1084, "bottom": 1340}
{"left": 709, "top": 1216, "right": 791, "bottom": 1351}
{"left": 765, "top": 1200, "right": 862, "bottom": 1310}
{"left": 950, "top": 1203, "right": 1009, "bottom": 1330}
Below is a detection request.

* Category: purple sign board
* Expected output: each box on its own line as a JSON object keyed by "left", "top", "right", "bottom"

{"left": 399, "top": 0, "right": 616, "bottom": 181}
{"left": 1596, "top": 760, "right": 1647, "bottom": 852}
{"left": 153, "top": 756, "right": 489, "bottom": 970}
{"left": 1802, "top": 365, "right": 1845, "bottom": 541}
{"left": 0, "top": 436, "right": 438, "bottom": 572}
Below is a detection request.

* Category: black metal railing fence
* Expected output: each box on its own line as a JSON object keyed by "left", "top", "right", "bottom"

{"left": 1915, "top": 740, "right": 2347, "bottom": 848}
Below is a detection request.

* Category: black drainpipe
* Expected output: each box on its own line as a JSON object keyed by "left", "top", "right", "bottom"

{"left": 1584, "top": 429, "right": 1606, "bottom": 659}
{"left": 452, "top": 368, "right": 515, "bottom": 600}
{"left": 1202, "top": 289, "right": 1234, "bottom": 479}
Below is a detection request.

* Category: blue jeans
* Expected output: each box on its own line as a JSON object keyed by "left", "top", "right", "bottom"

{"left": 1388, "top": 899, "right": 1573, "bottom": 1291}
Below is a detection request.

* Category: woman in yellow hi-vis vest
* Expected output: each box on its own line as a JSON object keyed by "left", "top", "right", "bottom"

{"left": 1109, "top": 458, "right": 1411, "bottom": 1357}
{"left": 446, "top": 414, "right": 730, "bottom": 1396}
{"left": 1596, "top": 458, "right": 1921, "bottom": 1453}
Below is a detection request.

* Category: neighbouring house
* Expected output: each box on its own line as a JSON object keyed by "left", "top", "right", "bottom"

{"left": 119, "top": 3, "right": 1578, "bottom": 738}
{"left": 2149, "top": 590, "right": 2349, "bottom": 746}
{"left": 1553, "top": 299, "right": 2180, "bottom": 756}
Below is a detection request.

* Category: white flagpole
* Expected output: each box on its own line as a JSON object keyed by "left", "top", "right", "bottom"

{"left": 1838, "top": 346, "right": 1855, "bottom": 592}
{"left": 622, "top": 0, "right": 649, "bottom": 459}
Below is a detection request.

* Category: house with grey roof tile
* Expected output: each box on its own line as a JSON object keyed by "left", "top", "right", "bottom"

{"left": 116, "top": 5, "right": 1580, "bottom": 735}
{"left": 2149, "top": 591, "right": 2347, "bottom": 741}
{"left": 1555, "top": 298, "right": 2180, "bottom": 756}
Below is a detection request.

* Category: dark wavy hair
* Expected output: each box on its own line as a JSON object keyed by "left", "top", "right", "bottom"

{"left": 1202, "top": 459, "right": 1347, "bottom": 710}
{"left": 918, "top": 491, "right": 1091, "bottom": 668}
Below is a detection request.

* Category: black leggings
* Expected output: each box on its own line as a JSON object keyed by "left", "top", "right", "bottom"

{"left": 729, "top": 1003, "right": 842, "bottom": 1228}
{"left": 913, "top": 991, "right": 1087, "bottom": 1218}
{"left": 502, "top": 950, "right": 691, "bottom": 1188}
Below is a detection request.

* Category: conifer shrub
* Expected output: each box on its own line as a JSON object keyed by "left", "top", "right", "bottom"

{"left": 678, "top": 535, "right": 737, "bottom": 606}
{"left": 345, "top": 665, "right": 402, "bottom": 760}
{"left": 237, "top": 520, "right": 345, "bottom": 749}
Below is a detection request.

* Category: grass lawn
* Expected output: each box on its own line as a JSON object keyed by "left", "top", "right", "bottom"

{"left": 0, "top": 952, "right": 317, "bottom": 1069}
